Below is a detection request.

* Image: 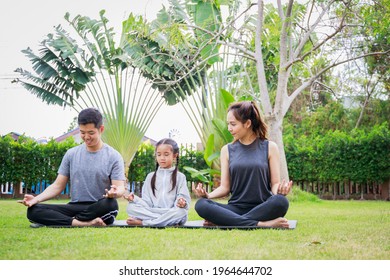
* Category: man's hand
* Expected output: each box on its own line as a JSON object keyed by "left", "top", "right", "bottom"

{"left": 104, "top": 185, "right": 120, "bottom": 198}
{"left": 17, "top": 194, "right": 40, "bottom": 207}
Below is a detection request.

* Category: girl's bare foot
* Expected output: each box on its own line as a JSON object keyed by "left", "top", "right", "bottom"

{"left": 72, "top": 217, "right": 106, "bottom": 227}
{"left": 203, "top": 220, "right": 217, "bottom": 226}
{"left": 257, "top": 217, "right": 289, "bottom": 228}
{"left": 126, "top": 217, "right": 143, "bottom": 226}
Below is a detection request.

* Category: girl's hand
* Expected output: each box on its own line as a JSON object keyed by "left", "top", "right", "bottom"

{"left": 124, "top": 192, "right": 135, "bottom": 202}
{"left": 192, "top": 182, "right": 209, "bottom": 198}
{"left": 277, "top": 179, "right": 293, "bottom": 196}
{"left": 176, "top": 197, "right": 187, "bottom": 208}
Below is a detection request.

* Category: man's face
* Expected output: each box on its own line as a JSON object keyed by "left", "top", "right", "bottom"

{"left": 79, "top": 123, "right": 104, "bottom": 150}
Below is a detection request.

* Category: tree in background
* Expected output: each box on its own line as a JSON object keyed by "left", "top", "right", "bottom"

{"left": 150, "top": 0, "right": 390, "bottom": 181}
{"left": 327, "top": 0, "right": 390, "bottom": 129}
{"left": 13, "top": 11, "right": 165, "bottom": 175}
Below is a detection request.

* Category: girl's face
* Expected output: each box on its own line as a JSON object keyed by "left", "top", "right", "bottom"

{"left": 155, "top": 144, "right": 177, "bottom": 169}
{"left": 227, "top": 110, "right": 251, "bottom": 141}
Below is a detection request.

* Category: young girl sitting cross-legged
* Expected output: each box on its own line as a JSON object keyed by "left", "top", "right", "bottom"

{"left": 125, "top": 138, "right": 191, "bottom": 227}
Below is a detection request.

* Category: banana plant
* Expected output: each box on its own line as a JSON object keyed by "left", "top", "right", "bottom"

{"left": 12, "top": 11, "right": 165, "bottom": 176}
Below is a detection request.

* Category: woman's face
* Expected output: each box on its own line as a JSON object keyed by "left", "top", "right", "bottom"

{"left": 155, "top": 144, "right": 177, "bottom": 169}
{"left": 227, "top": 110, "right": 251, "bottom": 141}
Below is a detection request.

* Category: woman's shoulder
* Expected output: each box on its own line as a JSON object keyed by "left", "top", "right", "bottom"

{"left": 267, "top": 140, "right": 279, "bottom": 157}
{"left": 267, "top": 140, "right": 277, "bottom": 149}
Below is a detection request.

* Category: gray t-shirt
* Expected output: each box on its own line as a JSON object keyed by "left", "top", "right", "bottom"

{"left": 58, "top": 143, "right": 126, "bottom": 202}
{"left": 228, "top": 138, "right": 273, "bottom": 208}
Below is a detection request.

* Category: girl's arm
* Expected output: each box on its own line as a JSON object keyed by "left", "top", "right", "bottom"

{"left": 130, "top": 174, "right": 153, "bottom": 207}
{"left": 176, "top": 174, "right": 191, "bottom": 209}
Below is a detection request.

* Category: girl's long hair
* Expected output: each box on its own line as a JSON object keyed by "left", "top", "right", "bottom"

{"left": 228, "top": 101, "right": 268, "bottom": 140}
{"left": 151, "top": 138, "right": 180, "bottom": 196}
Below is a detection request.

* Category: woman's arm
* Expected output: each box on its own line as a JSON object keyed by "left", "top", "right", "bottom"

{"left": 194, "top": 145, "right": 231, "bottom": 199}
{"left": 268, "top": 141, "right": 292, "bottom": 195}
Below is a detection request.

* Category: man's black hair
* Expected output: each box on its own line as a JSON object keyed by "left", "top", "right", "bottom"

{"left": 78, "top": 108, "right": 103, "bottom": 128}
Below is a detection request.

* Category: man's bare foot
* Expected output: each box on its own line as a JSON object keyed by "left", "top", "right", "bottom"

{"left": 203, "top": 220, "right": 217, "bottom": 226}
{"left": 257, "top": 217, "right": 289, "bottom": 228}
{"left": 126, "top": 217, "right": 143, "bottom": 226}
{"left": 72, "top": 217, "right": 106, "bottom": 227}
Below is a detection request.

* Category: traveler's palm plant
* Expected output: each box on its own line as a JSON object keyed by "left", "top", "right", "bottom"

{"left": 13, "top": 11, "right": 165, "bottom": 175}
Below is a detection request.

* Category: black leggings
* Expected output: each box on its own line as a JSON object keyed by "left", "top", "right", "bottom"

{"left": 27, "top": 198, "right": 118, "bottom": 226}
{"left": 195, "top": 195, "right": 289, "bottom": 226}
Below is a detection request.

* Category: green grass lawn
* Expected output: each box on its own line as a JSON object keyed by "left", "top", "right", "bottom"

{"left": 0, "top": 189, "right": 389, "bottom": 260}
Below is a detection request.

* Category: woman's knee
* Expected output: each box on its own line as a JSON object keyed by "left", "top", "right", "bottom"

{"left": 194, "top": 198, "right": 208, "bottom": 214}
{"left": 274, "top": 194, "right": 289, "bottom": 214}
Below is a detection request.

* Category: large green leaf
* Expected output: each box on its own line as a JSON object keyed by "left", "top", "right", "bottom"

{"left": 212, "top": 118, "right": 233, "bottom": 144}
{"left": 203, "top": 133, "right": 215, "bottom": 167}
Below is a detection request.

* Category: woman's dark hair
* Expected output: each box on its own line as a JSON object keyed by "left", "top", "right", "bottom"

{"left": 228, "top": 101, "right": 268, "bottom": 140}
{"left": 78, "top": 108, "right": 103, "bottom": 128}
{"left": 151, "top": 138, "right": 180, "bottom": 196}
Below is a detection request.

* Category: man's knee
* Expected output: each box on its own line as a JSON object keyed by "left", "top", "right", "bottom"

{"left": 26, "top": 204, "right": 42, "bottom": 222}
{"left": 99, "top": 197, "right": 118, "bottom": 211}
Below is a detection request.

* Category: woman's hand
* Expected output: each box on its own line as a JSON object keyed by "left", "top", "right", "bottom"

{"left": 192, "top": 182, "right": 209, "bottom": 198}
{"left": 277, "top": 179, "right": 293, "bottom": 196}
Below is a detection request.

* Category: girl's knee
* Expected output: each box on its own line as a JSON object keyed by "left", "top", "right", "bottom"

{"left": 126, "top": 203, "right": 139, "bottom": 216}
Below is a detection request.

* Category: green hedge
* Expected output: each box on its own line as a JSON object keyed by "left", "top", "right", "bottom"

{"left": 285, "top": 122, "right": 390, "bottom": 185}
{"left": 1, "top": 123, "right": 388, "bottom": 197}
{"left": 0, "top": 136, "right": 207, "bottom": 195}
{"left": 128, "top": 142, "right": 207, "bottom": 182}
{"left": 0, "top": 136, "right": 77, "bottom": 192}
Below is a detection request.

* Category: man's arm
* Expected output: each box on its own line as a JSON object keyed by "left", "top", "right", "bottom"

{"left": 18, "top": 174, "right": 68, "bottom": 207}
{"left": 104, "top": 179, "right": 125, "bottom": 198}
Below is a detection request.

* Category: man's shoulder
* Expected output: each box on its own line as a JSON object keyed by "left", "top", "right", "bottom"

{"left": 103, "top": 143, "right": 122, "bottom": 155}
{"left": 64, "top": 143, "right": 84, "bottom": 155}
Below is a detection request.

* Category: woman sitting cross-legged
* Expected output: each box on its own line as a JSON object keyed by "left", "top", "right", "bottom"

{"left": 193, "top": 101, "right": 292, "bottom": 228}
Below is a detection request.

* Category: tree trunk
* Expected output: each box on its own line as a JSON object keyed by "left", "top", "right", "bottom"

{"left": 355, "top": 94, "right": 370, "bottom": 129}
{"left": 266, "top": 115, "right": 290, "bottom": 182}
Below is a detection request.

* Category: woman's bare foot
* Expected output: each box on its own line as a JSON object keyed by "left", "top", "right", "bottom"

{"left": 72, "top": 217, "right": 106, "bottom": 227}
{"left": 126, "top": 217, "right": 143, "bottom": 226}
{"left": 257, "top": 217, "right": 289, "bottom": 228}
{"left": 203, "top": 220, "right": 217, "bottom": 226}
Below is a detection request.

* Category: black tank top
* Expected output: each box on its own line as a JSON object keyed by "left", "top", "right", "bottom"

{"left": 228, "top": 138, "right": 273, "bottom": 207}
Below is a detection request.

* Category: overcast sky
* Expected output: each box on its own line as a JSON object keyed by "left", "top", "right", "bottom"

{"left": 0, "top": 0, "right": 199, "bottom": 145}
